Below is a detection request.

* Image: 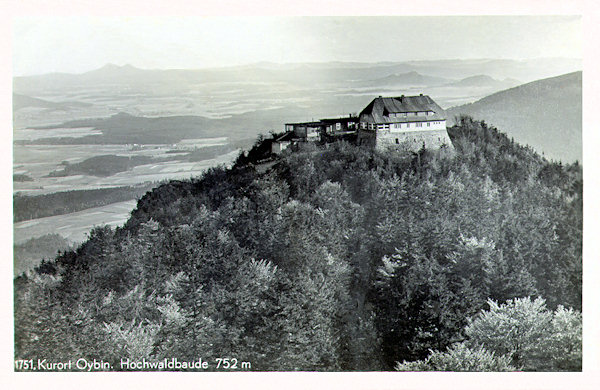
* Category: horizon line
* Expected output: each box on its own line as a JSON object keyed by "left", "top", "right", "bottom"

{"left": 13, "top": 56, "right": 583, "bottom": 78}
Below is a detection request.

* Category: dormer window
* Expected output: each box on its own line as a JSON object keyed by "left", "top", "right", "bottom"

{"left": 383, "top": 108, "right": 389, "bottom": 117}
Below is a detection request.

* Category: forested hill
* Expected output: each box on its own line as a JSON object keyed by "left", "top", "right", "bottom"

{"left": 15, "top": 117, "right": 582, "bottom": 372}
{"left": 446, "top": 71, "right": 582, "bottom": 162}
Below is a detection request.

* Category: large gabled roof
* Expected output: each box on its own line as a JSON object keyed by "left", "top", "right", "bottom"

{"left": 359, "top": 95, "right": 446, "bottom": 124}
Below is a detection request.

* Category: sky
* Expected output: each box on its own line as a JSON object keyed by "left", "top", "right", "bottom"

{"left": 12, "top": 15, "right": 581, "bottom": 76}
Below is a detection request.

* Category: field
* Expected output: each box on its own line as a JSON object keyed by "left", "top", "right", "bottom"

{"left": 14, "top": 141, "right": 239, "bottom": 195}
{"left": 14, "top": 199, "right": 138, "bottom": 245}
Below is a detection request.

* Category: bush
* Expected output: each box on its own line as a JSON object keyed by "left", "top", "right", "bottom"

{"left": 395, "top": 343, "right": 514, "bottom": 371}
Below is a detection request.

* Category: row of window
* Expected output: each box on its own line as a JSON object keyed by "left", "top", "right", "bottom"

{"left": 364, "top": 121, "right": 443, "bottom": 130}
{"left": 388, "top": 111, "right": 434, "bottom": 117}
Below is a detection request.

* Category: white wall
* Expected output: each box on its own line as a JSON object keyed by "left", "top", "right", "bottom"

{"left": 387, "top": 120, "right": 447, "bottom": 132}
{"left": 361, "top": 120, "right": 447, "bottom": 132}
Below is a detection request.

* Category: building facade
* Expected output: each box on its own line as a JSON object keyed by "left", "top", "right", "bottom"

{"left": 357, "top": 95, "right": 452, "bottom": 151}
{"left": 320, "top": 116, "right": 359, "bottom": 135}
{"left": 285, "top": 115, "right": 359, "bottom": 141}
{"left": 271, "top": 132, "right": 295, "bottom": 154}
{"left": 285, "top": 122, "right": 322, "bottom": 141}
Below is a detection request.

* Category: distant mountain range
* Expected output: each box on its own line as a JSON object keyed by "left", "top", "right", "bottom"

{"left": 444, "top": 74, "right": 521, "bottom": 89}
{"left": 366, "top": 72, "right": 523, "bottom": 90}
{"left": 366, "top": 71, "right": 450, "bottom": 87}
{"left": 14, "top": 58, "right": 581, "bottom": 93}
{"left": 446, "top": 71, "right": 582, "bottom": 162}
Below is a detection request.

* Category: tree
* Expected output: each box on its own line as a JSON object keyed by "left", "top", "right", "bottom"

{"left": 465, "top": 297, "right": 581, "bottom": 371}
{"left": 541, "top": 305, "right": 582, "bottom": 371}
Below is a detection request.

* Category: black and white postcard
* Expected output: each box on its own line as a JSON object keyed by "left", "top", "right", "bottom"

{"left": 4, "top": 1, "right": 598, "bottom": 389}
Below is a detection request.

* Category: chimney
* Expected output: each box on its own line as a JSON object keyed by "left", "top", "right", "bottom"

{"left": 420, "top": 93, "right": 423, "bottom": 96}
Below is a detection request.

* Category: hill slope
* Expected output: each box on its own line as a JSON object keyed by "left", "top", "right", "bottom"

{"left": 446, "top": 71, "right": 582, "bottom": 162}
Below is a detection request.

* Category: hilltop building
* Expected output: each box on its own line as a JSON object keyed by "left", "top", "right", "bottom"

{"left": 274, "top": 94, "right": 451, "bottom": 154}
{"left": 284, "top": 121, "right": 323, "bottom": 141}
{"left": 320, "top": 115, "right": 359, "bottom": 135}
{"left": 273, "top": 115, "right": 359, "bottom": 153}
{"left": 357, "top": 95, "right": 452, "bottom": 151}
{"left": 271, "top": 132, "right": 295, "bottom": 154}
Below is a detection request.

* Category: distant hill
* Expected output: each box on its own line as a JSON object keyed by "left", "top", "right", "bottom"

{"left": 445, "top": 75, "right": 521, "bottom": 89}
{"left": 13, "top": 93, "right": 62, "bottom": 110}
{"left": 12, "top": 93, "right": 91, "bottom": 111}
{"left": 403, "top": 58, "right": 581, "bottom": 83}
{"left": 367, "top": 71, "right": 451, "bottom": 87}
{"left": 446, "top": 71, "right": 582, "bottom": 162}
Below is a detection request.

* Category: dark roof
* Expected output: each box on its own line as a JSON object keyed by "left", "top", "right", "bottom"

{"left": 319, "top": 116, "right": 359, "bottom": 124}
{"left": 285, "top": 121, "right": 323, "bottom": 127}
{"left": 359, "top": 95, "right": 446, "bottom": 124}
{"left": 274, "top": 132, "right": 296, "bottom": 142}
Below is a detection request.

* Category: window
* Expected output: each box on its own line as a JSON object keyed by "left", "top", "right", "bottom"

{"left": 396, "top": 138, "right": 399, "bottom": 144}
{"left": 427, "top": 122, "right": 430, "bottom": 127}
{"left": 416, "top": 123, "right": 423, "bottom": 128}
